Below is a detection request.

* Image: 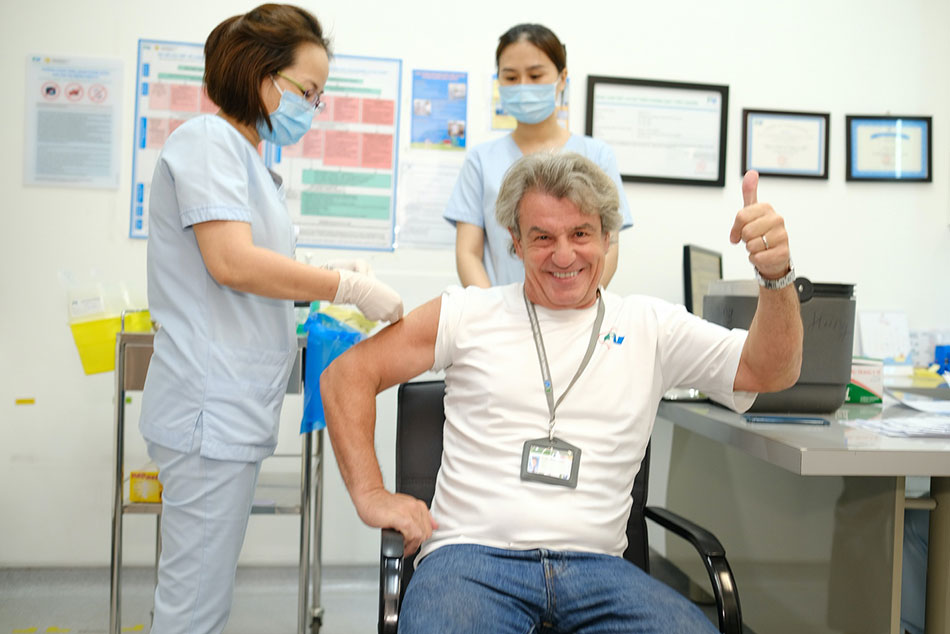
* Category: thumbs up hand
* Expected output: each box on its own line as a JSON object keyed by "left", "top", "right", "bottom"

{"left": 730, "top": 170, "right": 791, "bottom": 280}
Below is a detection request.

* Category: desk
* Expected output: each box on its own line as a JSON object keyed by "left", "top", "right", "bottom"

{"left": 656, "top": 400, "right": 949, "bottom": 634}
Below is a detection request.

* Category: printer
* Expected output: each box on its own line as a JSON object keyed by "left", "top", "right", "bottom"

{"left": 703, "top": 277, "right": 856, "bottom": 413}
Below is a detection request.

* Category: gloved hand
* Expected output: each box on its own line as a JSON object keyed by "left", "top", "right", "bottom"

{"left": 333, "top": 269, "right": 404, "bottom": 323}
{"left": 323, "top": 258, "right": 372, "bottom": 276}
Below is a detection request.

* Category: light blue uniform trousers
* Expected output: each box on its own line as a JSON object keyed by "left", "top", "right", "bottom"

{"left": 147, "top": 423, "right": 262, "bottom": 634}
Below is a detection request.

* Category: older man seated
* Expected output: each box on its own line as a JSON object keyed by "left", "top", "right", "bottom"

{"left": 322, "top": 152, "right": 803, "bottom": 634}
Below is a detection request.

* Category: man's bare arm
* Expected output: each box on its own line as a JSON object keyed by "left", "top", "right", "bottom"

{"left": 321, "top": 297, "right": 442, "bottom": 554}
{"left": 731, "top": 171, "right": 803, "bottom": 393}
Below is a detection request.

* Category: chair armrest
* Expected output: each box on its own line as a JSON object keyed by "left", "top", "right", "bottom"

{"left": 645, "top": 506, "right": 724, "bottom": 557}
{"left": 382, "top": 527, "right": 405, "bottom": 558}
{"left": 645, "top": 506, "right": 743, "bottom": 634}
{"left": 379, "top": 529, "right": 404, "bottom": 634}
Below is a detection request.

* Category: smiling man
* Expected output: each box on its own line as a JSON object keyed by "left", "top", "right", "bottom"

{"left": 321, "top": 152, "right": 803, "bottom": 634}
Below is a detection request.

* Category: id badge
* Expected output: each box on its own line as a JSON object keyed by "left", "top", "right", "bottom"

{"left": 520, "top": 437, "right": 581, "bottom": 488}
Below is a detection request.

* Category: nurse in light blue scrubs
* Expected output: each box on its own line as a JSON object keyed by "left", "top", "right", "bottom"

{"left": 139, "top": 5, "right": 403, "bottom": 633}
{"left": 444, "top": 24, "right": 633, "bottom": 288}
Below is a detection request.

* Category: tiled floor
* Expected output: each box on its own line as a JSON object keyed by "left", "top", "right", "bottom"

{"left": 0, "top": 565, "right": 376, "bottom": 634}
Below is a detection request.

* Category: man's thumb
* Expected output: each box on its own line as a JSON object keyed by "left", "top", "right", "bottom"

{"left": 742, "top": 170, "right": 759, "bottom": 207}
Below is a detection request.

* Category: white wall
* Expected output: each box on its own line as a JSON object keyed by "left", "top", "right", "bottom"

{"left": 1, "top": 0, "right": 948, "bottom": 566}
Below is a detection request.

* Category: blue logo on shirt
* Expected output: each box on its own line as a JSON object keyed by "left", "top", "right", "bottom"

{"left": 600, "top": 330, "right": 625, "bottom": 347}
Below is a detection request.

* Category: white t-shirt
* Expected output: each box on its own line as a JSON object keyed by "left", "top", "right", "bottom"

{"left": 421, "top": 284, "right": 754, "bottom": 561}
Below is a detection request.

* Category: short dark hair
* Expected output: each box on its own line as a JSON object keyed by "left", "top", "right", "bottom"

{"left": 495, "top": 24, "right": 566, "bottom": 73}
{"left": 204, "top": 4, "right": 331, "bottom": 130}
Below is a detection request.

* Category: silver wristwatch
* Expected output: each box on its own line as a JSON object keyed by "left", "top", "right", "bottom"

{"left": 754, "top": 259, "right": 795, "bottom": 290}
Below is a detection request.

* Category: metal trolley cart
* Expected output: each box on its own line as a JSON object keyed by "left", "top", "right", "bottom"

{"left": 109, "top": 315, "right": 325, "bottom": 633}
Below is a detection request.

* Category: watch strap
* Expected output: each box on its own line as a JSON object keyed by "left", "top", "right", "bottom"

{"left": 755, "top": 259, "right": 795, "bottom": 290}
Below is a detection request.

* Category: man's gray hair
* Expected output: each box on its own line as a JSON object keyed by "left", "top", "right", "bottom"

{"left": 495, "top": 152, "right": 621, "bottom": 253}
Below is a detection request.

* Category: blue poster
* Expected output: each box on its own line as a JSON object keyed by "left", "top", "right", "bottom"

{"left": 410, "top": 69, "right": 467, "bottom": 150}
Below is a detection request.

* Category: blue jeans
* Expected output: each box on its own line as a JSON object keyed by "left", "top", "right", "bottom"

{"left": 400, "top": 544, "right": 719, "bottom": 634}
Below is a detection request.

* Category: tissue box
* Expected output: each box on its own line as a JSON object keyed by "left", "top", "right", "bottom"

{"left": 129, "top": 462, "right": 162, "bottom": 503}
{"left": 847, "top": 358, "right": 883, "bottom": 404}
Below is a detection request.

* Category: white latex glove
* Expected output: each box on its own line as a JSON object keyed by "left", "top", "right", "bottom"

{"left": 323, "top": 258, "right": 372, "bottom": 276}
{"left": 333, "top": 269, "right": 404, "bottom": 323}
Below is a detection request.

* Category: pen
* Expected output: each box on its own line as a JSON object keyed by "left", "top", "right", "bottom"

{"left": 743, "top": 414, "right": 830, "bottom": 426}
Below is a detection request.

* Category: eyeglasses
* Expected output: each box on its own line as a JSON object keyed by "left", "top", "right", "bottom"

{"left": 276, "top": 71, "right": 325, "bottom": 113}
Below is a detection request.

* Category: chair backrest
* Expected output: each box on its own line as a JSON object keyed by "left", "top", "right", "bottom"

{"left": 394, "top": 380, "right": 652, "bottom": 597}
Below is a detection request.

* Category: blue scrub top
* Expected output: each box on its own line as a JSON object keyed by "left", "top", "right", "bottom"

{"left": 443, "top": 134, "right": 634, "bottom": 286}
{"left": 140, "top": 115, "right": 297, "bottom": 462}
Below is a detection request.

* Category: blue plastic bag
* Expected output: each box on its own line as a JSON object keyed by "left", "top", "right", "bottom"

{"left": 301, "top": 311, "right": 365, "bottom": 433}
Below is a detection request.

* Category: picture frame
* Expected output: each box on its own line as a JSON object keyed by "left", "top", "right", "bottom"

{"left": 741, "top": 109, "right": 830, "bottom": 179}
{"left": 585, "top": 76, "right": 728, "bottom": 187}
{"left": 845, "top": 115, "right": 932, "bottom": 182}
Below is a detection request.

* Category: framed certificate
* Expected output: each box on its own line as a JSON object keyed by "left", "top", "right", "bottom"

{"left": 585, "top": 76, "right": 728, "bottom": 187}
{"left": 741, "top": 109, "right": 829, "bottom": 179}
{"left": 846, "top": 115, "right": 932, "bottom": 182}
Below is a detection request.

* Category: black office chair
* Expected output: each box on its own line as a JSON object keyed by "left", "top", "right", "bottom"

{"left": 379, "top": 380, "right": 743, "bottom": 634}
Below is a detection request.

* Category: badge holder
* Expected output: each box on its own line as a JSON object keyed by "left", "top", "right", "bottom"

{"left": 521, "top": 437, "right": 581, "bottom": 488}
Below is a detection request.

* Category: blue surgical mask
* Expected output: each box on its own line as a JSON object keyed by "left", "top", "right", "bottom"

{"left": 499, "top": 82, "right": 558, "bottom": 124}
{"left": 256, "top": 78, "right": 315, "bottom": 146}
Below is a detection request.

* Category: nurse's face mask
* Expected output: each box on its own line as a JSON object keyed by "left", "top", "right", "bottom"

{"left": 498, "top": 82, "right": 559, "bottom": 125}
{"left": 256, "top": 76, "right": 316, "bottom": 146}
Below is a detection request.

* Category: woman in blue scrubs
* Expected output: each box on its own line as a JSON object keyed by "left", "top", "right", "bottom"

{"left": 139, "top": 5, "right": 403, "bottom": 633}
{"left": 444, "top": 24, "right": 633, "bottom": 288}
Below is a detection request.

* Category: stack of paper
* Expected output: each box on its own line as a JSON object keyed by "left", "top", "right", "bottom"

{"left": 839, "top": 388, "right": 950, "bottom": 437}
{"left": 887, "top": 389, "right": 950, "bottom": 414}
{"left": 839, "top": 416, "right": 950, "bottom": 438}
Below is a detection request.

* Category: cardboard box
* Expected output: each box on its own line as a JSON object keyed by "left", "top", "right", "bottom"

{"left": 130, "top": 462, "right": 162, "bottom": 503}
{"left": 847, "top": 358, "right": 883, "bottom": 404}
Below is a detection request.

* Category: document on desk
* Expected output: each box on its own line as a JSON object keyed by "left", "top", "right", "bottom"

{"left": 840, "top": 415, "right": 950, "bottom": 438}
{"left": 886, "top": 388, "right": 950, "bottom": 414}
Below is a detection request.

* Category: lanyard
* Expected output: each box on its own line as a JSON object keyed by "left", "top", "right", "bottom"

{"left": 523, "top": 287, "right": 605, "bottom": 441}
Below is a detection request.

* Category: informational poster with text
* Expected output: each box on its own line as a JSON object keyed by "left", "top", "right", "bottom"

{"left": 129, "top": 40, "right": 213, "bottom": 238}
{"left": 395, "top": 158, "right": 461, "bottom": 249}
{"left": 269, "top": 54, "right": 402, "bottom": 250}
{"left": 410, "top": 69, "right": 467, "bottom": 150}
{"left": 25, "top": 54, "right": 123, "bottom": 188}
{"left": 129, "top": 43, "right": 401, "bottom": 251}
